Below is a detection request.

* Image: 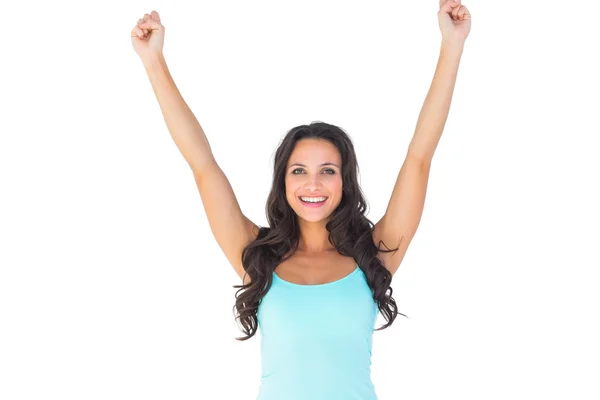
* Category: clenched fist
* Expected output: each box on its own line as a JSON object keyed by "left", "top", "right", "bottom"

{"left": 131, "top": 11, "right": 165, "bottom": 62}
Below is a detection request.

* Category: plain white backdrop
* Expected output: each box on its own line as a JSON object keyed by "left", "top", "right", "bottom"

{"left": 1, "top": 0, "right": 599, "bottom": 399}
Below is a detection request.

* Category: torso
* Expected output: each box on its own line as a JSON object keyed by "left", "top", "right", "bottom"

{"left": 256, "top": 249, "right": 379, "bottom": 400}
{"left": 274, "top": 249, "right": 358, "bottom": 285}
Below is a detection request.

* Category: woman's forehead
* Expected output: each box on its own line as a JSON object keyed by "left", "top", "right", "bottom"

{"left": 289, "top": 139, "right": 340, "bottom": 162}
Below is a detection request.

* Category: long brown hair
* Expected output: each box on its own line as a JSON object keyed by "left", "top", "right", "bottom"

{"left": 232, "top": 121, "right": 407, "bottom": 341}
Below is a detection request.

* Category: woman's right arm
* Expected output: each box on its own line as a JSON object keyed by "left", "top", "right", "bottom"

{"left": 143, "top": 53, "right": 215, "bottom": 173}
{"left": 136, "top": 19, "right": 258, "bottom": 283}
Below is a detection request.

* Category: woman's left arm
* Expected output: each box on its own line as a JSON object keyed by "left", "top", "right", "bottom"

{"left": 373, "top": 0, "right": 471, "bottom": 276}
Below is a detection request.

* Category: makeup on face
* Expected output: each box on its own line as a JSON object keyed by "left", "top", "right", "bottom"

{"left": 298, "top": 196, "right": 329, "bottom": 207}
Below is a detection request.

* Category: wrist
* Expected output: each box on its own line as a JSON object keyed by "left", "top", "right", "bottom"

{"left": 142, "top": 52, "right": 166, "bottom": 69}
{"left": 441, "top": 39, "right": 465, "bottom": 53}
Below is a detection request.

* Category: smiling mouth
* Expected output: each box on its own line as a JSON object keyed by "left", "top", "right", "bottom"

{"left": 298, "top": 196, "right": 328, "bottom": 205}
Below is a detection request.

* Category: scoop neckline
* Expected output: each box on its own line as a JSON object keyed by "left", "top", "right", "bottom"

{"left": 273, "top": 264, "right": 360, "bottom": 287}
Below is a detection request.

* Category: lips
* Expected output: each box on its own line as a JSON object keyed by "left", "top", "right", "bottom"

{"left": 298, "top": 196, "right": 328, "bottom": 202}
{"left": 298, "top": 196, "right": 328, "bottom": 207}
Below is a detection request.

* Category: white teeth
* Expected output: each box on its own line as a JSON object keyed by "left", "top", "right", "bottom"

{"left": 300, "top": 196, "right": 327, "bottom": 203}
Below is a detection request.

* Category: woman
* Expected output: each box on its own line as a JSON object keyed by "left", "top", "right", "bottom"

{"left": 131, "top": 2, "right": 471, "bottom": 398}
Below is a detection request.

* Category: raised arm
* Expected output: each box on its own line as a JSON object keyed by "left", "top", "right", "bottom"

{"left": 373, "top": 1, "right": 471, "bottom": 277}
{"left": 142, "top": 53, "right": 215, "bottom": 173}
{"left": 132, "top": 11, "right": 259, "bottom": 283}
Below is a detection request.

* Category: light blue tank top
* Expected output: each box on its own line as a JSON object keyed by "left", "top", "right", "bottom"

{"left": 256, "top": 264, "right": 379, "bottom": 400}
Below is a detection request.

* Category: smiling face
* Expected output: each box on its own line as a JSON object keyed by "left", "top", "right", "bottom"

{"left": 285, "top": 138, "right": 343, "bottom": 222}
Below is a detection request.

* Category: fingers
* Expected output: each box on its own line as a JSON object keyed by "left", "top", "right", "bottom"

{"left": 440, "top": 0, "right": 469, "bottom": 21}
{"left": 452, "top": 5, "right": 470, "bottom": 21}
{"left": 439, "top": 0, "right": 460, "bottom": 16}
{"left": 131, "top": 19, "right": 145, "bottom": 39}
{"left": 137, "top": 18, "right": 148, "bottom": 37}
{"left": 139, "top": 13, "right": 162, "bottom": 32}
{"left": 452, "top": 4, "right": 460, "bottom": 20}
{"left": 132, "top": 11, "right": 161, "bottom": 38}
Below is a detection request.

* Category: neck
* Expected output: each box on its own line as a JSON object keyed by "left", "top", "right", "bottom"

{"left": 296, "top": 219, "right": 334, "bottom": 253}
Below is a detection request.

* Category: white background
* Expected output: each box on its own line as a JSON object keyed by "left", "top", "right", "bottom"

{"left": 1, "top": 0, "right": 599, "bottom": 399}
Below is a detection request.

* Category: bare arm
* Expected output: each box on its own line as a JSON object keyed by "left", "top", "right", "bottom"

{"left": 142, "top": 53, "right": 215, "bottom": 173}
{"left": 141, "top": 52, "right": 258, "bottom": 283}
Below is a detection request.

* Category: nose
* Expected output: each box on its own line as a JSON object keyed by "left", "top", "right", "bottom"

{"left": 303, "top": 174, "right": 323, "bottom": 191}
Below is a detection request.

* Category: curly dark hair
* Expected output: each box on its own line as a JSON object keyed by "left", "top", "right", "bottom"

{"left": 231, "top": 121, "right": 407, "bottom": 341}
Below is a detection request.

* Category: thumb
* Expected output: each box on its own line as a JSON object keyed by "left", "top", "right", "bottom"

{"left": 439, "top": 0, "right": 461, "bottom": 14}
{"left": 140, "top": 19, "right": 163, "bottom": 32}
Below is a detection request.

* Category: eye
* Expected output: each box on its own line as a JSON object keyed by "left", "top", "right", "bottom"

{"left": 291, "top": 168, "right": 336, "bottom": 175}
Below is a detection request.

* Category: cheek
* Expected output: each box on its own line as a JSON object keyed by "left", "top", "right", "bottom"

{"left": 285, "top": 176, "right": 301, "bottom": 188}
{"left": 284, "top": 178, "right": 296, "bottom": 198}
{"left": 331, "top": 177, "right": 343, "bottom": 192}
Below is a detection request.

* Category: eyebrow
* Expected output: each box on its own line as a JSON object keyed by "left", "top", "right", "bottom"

{"left": 288, "top": 162, "right": 340, "bottom": 169}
